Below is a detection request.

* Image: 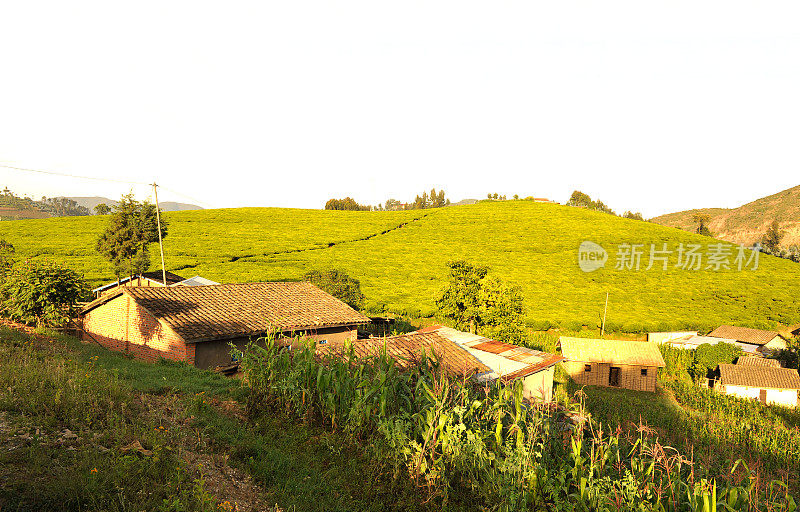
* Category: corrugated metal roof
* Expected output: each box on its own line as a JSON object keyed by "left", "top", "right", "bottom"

{"left": 173, "top": 276, "right": 220, "bottom": 287}
{"left": 559, "top": 337, "right": 666, "bottom": 367}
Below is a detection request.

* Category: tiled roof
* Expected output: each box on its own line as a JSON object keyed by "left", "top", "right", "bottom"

{"left": 429, "top": 326, "right": 565, "bottom": 382}
{"left": 559, "top": 337, "right": 666, "bottom": 367}
{"left": 717, "top": 363, "right": 800, "bottom": 390}
{"left": 82, "top": 282, "right": 370, "bottom": 342}
{"left": 316, "top": 331, "right": 490, "bottom": 378}
{"left": 736, "top": 356, "right": 781, "bottom": 368}
{"left": 708, "top": 325, "right": 783, "bottom": 346}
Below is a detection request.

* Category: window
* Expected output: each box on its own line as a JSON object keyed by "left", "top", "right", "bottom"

{"left": 318, "top": 339, "right": 328, "bottom": 345}
{"left": 584, "top": 364, "right": 592, "bottom": 372}
{"left": 641, "top": 368, "right": 648, "bottom": 377}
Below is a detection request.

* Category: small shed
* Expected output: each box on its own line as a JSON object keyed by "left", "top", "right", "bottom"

{"left": 560, "top": 337, "right": 666, "bottom": 392}
{"left": 714, "top": 363, "right": 800, "bottom": 407}
{"left": 708, "top": 325, "right": 787, "bottom": 355}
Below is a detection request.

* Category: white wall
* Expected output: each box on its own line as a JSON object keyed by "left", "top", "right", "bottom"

{"left": 722, "top": 385, "right": 798, "bottom": 407}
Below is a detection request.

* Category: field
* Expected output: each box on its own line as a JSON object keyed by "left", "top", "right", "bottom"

{"left": 2, "top": 201, "right": 800, "bottom": 331}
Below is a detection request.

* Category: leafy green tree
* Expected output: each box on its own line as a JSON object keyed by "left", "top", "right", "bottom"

{"left": 304, "top": 269, "right": 365, "bottom": 310}
{"left": 567, "top": 190, "right": 592, "bottom": 207}
{"left": 1, "top": 260, "right": 87, "bottom": 327}
{"left": 435, "top": 261, "right": 488, "bottom": 333}
{"left": 690, "top": 342, "right": 742, "bottom": 381}
{"left": 477, "top": 276, "right": 527, "bottom": 344}
{"left": 324, "top": 197, "right": 370, "bottom": 211}
{"left": 96, "top": 194, "right": 168, "bottom": 280}
{"left": 761, "top": 220, "right": 784, "bottom": 254}
{"left": 623, "top": 211, "right": 644, "bottom": 221}
{"left": 692, "top": 214, "right": 712, "bottom": 237}
{"left": 94, "top": 203, "right": 111, "bottom": 215}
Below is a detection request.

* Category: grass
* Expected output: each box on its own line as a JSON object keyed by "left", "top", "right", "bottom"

{"left": 0, "top": 323, "right": 431, "bottom": 512}
{"left": 2, "top": 201, "right": 800, "bottom": 330}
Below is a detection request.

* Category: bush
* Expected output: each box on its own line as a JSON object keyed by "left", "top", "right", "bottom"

{"left": 690, "top": 342, "right": 742, "bottom": 381}
{"left": 304, "top": 269, "right": 365, "bottom": 310}
{"left": 1, "top": 260, "right": 87, "bottom": 327}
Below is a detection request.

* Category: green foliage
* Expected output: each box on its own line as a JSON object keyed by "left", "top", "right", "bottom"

{"left": 567, "top": 190, "right": 615, "bottom": 215}
{"left": 93, "top": 203, "right": 111, "bottom": 215}
{"left": 622, "top": 211, "right": 644, "bottom": 221}
{"left": 477, "top": 276, "right": 527, "bottom": 344}
{"left": 693, "top": 213, "right": 713, "bottom": 237}
{"left": 0, "top": 237, "right": 14, "bottom": 273}
{"left": 761, "top": 219, "right": 785, "bottom": 253}
{"left": 0, "top": 187, "right": 90, "bottom": 217}
{"left": 3, "top": 201, "right": 800, "bottom": 329}
{"left": 96, "top": 193, "right": 168, "bottom": 279}
{"left": 239, "top": 337, "right": 797, "bottom": 510}
{"left": 435, "top": 260, "right": 488, "bottom": 333}
{"left": 325, "top": 197, "right": 371, "bottom": 211}
{"left": 690, "top": 342, "right": 742, "bottom": 380}
{"left": 304, "top": 268, "right": 365, "bottom": 311}
{"left": 0, "top": 260, "right": 87, "bottom": 327}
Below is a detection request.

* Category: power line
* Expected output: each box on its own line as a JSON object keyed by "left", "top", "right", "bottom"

{"left": 0, "top": 162, "right": 215, "bottom": 208}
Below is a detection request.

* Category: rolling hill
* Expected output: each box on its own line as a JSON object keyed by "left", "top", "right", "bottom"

{"left": 1, "top": 201, "right": 799, "bottom": 332}
{"left": 60, "top": 196, "right": 203, "bottom": 212}
{"left": 651, "top": 185, "right": 800, "bottom": 247}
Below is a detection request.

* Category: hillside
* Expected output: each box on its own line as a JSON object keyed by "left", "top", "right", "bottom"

{"left": 62, "top": 196, "right": 203, "bottom": 212}
{"left": 2, "top": 202, "right": 800, "bottom": 332}
{"left": 651, "top": 184, "right": 800, "bottom": 247}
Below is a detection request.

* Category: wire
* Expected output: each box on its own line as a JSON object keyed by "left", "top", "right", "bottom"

{"left": 0, "top": 162, "right": 215, "bottom": 208}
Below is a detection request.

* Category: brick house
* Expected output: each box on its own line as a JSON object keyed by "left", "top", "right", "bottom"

{"left": 79, "top": 282, "right": 370, "bottom": 369}
{"left": 560, "top": 337, "right": 666, "bottom": 392}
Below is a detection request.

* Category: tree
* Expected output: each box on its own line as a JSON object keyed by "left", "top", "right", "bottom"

{"left": 477, "top": 276, "right": 527, "bottom": 344}
{"left": 692, "top": 214, "right": 712, "bottom": 237}
{"left": 623, "top": 211, "right": 644, "bottom": 221}
{"left": 690, "top": 342, "right": 742, "bottom": 381}
{"left": 567, "top": 190, "right": 592, "bottom": 207}
{"left": 94, "top": 203, "right": 111, "bottom": 215}
{"left": 513, "top": 194, "right": 519, "bottom": 200}
{"left": 761, "top": 220, "right": 784, "bottom": 254}
{"left": 487, "top": 193, "right": 493, "bottom": 200}
{"left": 304, "top": 269, "right": 364, "bottom": 310}
{"left": 96, "top": 194, "right": 168, "bottom": 280}
{"left": 324, "top": 197, "right": 369, "bottom": 211}
{"left": 435, "top": 261, "right": 488, "bottom": 333}
{"left": 493, "top": 193, "right": 499, "bottom": 200}
{"left": 1, "top": 260, "right": 87, "bottom": 327}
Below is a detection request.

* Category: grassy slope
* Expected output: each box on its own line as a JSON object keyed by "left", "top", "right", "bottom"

{"left": 652, "top": 184, "right": 800, "bottom": 247}
{"left": 2, "top": 201, "right": 800, "bottom": 330}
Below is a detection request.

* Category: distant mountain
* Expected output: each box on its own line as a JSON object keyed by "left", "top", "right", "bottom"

{"left": 651, "top": 185, "right": 800, "bottom": 247}
{"left": 61, "top": 196, "right": 203, "bottom": 213}
{"left": 450, "top": 198, "right": 479, "bottom": 206}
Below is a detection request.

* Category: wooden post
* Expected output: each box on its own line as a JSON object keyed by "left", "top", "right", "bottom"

{"left": 601, "top": 292, "right": 608, "bottom": 338}
{"left": 152, "top": 183, "right": 167, "bottom": 285}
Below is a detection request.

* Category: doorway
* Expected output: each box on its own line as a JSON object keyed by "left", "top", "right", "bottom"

{"left": 609, "top": 367, "right": 621, "bottom": 387}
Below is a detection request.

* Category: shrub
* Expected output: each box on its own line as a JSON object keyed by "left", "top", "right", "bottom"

{"left": 304, "top": 269, "right": 365, "bottom": 310}
{"left": 1, "top": 259, "right": 87, "bottom": 327}
{"left": 690, "top": 342, "right": 742, "bottom": 381}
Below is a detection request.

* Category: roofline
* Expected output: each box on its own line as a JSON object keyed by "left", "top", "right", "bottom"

{"left": 184, "top": 320, "right": 371, "bottom": 344}
{"left": 91, "top": 273, "right": 182, "bottom": 293}
{"left": 499, "top": 354, "right": 567, "bottom": 382}
{"left": 80, "top": 289, "right": 126, "bottom": 314}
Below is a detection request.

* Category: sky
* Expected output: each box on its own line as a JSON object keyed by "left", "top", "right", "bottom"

{"left": 1, "top": 2, "right": 798, "bottom": 217}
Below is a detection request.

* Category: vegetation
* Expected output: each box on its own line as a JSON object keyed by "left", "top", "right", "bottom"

{"left": 93, "top": 203, "right": 111, "bottom": 215}
{"left": 566, "top": 190, "right": 615, "bottom": 215}
{"left": 435, "top": 260, "right": 526, "bottom": 343}
{"left": 0, "top": 238, "right": 14, "bottom": 272}
{"left": 239, "top": 336, "right": 798, "bottom": 510}
{"left": 383, "top": 188, "right": 450, "bottom": 211}
{"left": 325, "top": 197, "right": 372, "bottom": 211}
{"left": 2, "top": 201, "right": 800, "bottom": 330}
{"left": 693, "top": 214, "right": 713, "bottom": 237}
{"left": 96, "top": 193, "right": 169, "bottom": 279}
{"left": 0, "top": 187, "right": 90, "bottom": 217}
{"left": 304, "top": 268, "right": 365, "bottom": 310}
{"left": 0, "top": 260, "right": 87, "bottom": 327}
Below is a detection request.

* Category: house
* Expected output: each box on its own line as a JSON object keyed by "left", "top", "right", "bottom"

{"left": 319, "top": 325, "right": 565, "bottom": 401}
{"left": 560, "top": 337, "right": 666, "bottom": 392}
{"left": 708, "top": 325, "right": 787, "bottom": 355}
{"left": 713, "top": 363, "right": 800, "bottom": 407}
{"left": 737, "top": 355, "right": 781, "bottom": 368}
{"left": 647, "top": 331, "right": 698, "bottom": 344}
{"left": 91, "top": 270, "right": 186, "bottom": 298}
{"left": 79, "top": 282, "right": 370, "bottom": 369}
{"left": 172, "top": 276, "right": 220, "bottom": 287}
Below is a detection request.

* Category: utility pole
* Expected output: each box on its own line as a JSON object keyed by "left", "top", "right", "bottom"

{"left": 601, "top": 291, "right": 609, "bottom": 338}
{"left": 152, "top": 183, "right": 167, "bottom": 285}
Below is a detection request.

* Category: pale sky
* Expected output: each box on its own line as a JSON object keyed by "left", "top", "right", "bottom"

{"left": 1, "top": 2, "right": 798, "bottom": 217}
